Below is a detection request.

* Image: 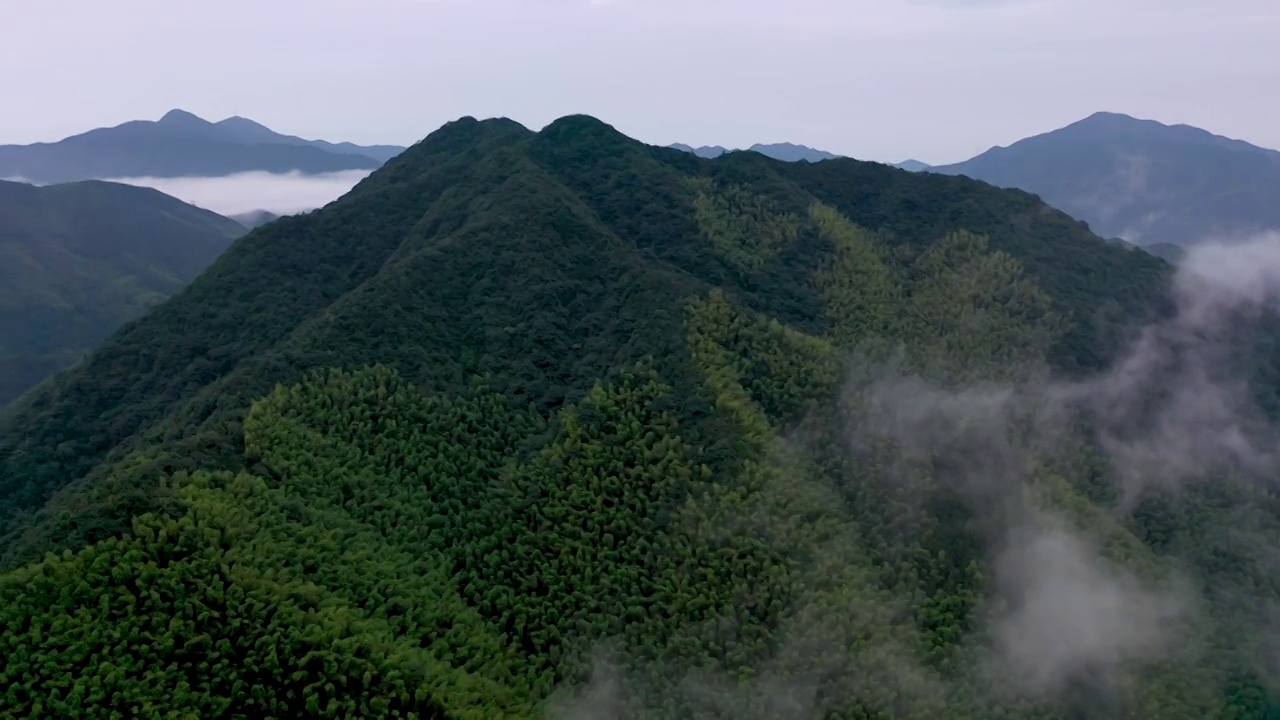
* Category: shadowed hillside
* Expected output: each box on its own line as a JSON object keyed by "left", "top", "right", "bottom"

{"left": 0, "top": 179, "right": 245, "bottom": 405}
{"left": 1, "top": 114, "right": 1277, "bottom": 719}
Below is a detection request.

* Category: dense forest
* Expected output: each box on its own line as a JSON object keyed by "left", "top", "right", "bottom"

{"left": 0, "top": 179, "right": 245, "bottom": 405}
{"left": 1, "top": 114, "right": 1277, "bottom": 719}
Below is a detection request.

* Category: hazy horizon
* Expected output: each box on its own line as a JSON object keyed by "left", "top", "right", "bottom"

{"left": 3, "top": 105, "right": 1279, "bottom": 170}
{"left": 2, "top": 0, "right": 1276, "bottom": 166}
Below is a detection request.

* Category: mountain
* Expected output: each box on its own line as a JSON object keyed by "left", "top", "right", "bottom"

{"left": 671, "top": 141, "right": 840, "bottom": 162}
{"left": 206, "top": 113, "right": 406, "bottom": 163}
{"left": 0, "top": 179, "right": 245, "bottom": 406}
{"left": 669, "top": 142, "right": 731, "bottom": 158}
{"left": 929, "top": 111, "right": 1280, "bottom": 246}
{"left": 748, "top": 142, "right": 840, "bottom": 162}
{"left": 0, "top": 109, "right": 406, "bottom": 183}
{"left": 896, "top": 159, "right": 931, "bottom": 172}
{"left": 1, "top": 114, "right": 1277, "bottom": 719}
{"left": 230, "top": 208, "right": 281, "bottom": 230}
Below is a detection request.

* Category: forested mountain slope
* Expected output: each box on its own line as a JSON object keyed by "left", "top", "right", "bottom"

{"left": 0, "top": 179, "right": 245, "bottom": 405}
{"left": 1, "top": 114, "right": 1277, "bottom": 719}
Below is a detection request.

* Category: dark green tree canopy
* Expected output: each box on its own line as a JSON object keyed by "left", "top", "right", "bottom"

{"left": 2, "top": 114, "right": 1275, "bottom": 720}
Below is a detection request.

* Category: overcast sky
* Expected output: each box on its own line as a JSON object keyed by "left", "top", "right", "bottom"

{"left": 2, "top": 0, "right": 1277, "bottom": 165}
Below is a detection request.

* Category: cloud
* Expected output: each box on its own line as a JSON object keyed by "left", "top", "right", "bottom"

{"left": 832, "top": 234, "right": 1280, "bottom": 699}
{"left": 990, "top": 519, "right": 1184, "bottom": 694}
{"left": 528, "top": 233, "right": 1280, "bottom": 718}
{"left": 860, "top": 232, "right": 1280, "bottom": 506}
{"left": 850, "top": 368, "right": 1186, "bottom": 698}
{"left": 1061, "top": 232, "right": 1280, "bottom": 501}
{"left": 97, "top": 169, "right": 372, "bottom": 217}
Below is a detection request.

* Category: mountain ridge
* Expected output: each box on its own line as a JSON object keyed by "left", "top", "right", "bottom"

{"left": 896, "top": 158, "right": 932, "bottom": 171}
{"left": 0, "top": 109, "right": 406, "bottom": 183}
{"left": 670, "top": 140, "right": 840, "bottom": 162}
{"left": 1, "top": 112, "right": 1275, "bottom": 719}
{"left": 929, "top": 111, "right": 1280, "bottom": 246}
{"left": 0, "top": 110, "right": 1171, "bottom": 563}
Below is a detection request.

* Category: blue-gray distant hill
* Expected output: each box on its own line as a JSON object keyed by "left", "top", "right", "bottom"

{"left": 672, "top": 142, "right": 936, "bottom": 170}
{"left": 895, "top": 159, "right": 931, "bottom": 172}
{"left": 229, "top": 209, "right": 281, "bottom": 230}
{"left": 0, "top": 109, "right": 406, "bottom": 184}
{"left": 670, "top": 141, "right": 840, "bottom": 162}
{"left": 929, "top": 112, "right": 1280, "bottom": 247}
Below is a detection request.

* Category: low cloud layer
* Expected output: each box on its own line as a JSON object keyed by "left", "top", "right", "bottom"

{"left": 3, "top": 170, "right": 371, "bottom": 218}
{"left": 855, "top": 233, "right": 1280, "bottom": 698}
{"left": 866, "top": 233, "right": 1280, "bottom": 502}
{"left": 858, "top": 369, "right": 1188, "bottom": 699}
{"left": 100, "top": 169, "right": 372, "bottom": 217}
{"left": 1064, "top": 232, "right": 1280, "bottom": 500}
{"left": 991, "top": 520, "right": 1184, "bottom": 694}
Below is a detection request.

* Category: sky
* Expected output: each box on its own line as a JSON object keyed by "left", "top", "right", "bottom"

{"left": 2, "top": 0, "right": 1278, "bottom": 165}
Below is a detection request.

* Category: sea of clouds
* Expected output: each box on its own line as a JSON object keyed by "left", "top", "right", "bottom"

{"left": 4, "top": 169, "right": 372, "bottom": 218}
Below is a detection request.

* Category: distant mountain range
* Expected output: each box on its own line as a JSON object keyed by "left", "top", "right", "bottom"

{"left": 675, "top": 113, "right": 1280, "bottom": 252}
{"left": 0, "top": 178, "right": 245, "bottom": 404}
{"left": 928, "top": 112, "right": 1280, "bottom": 247}
{"left": 0, "top": 109, "right": 406, "bottom": 183}
{"left": 670, "top": 142, "right": 841, "bottom": 163}
{"left": 670, "top": 143, "right": 934, "bottom": 173}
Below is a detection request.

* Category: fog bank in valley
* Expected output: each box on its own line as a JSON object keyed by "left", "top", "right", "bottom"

{"left": 101, "top": 169, "right": 372, "bottom": 217}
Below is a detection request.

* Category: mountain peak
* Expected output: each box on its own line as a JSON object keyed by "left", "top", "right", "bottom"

{"left": 1080, "top": 110, "right": 1139, "bottom": 123}
{"left": 533, "top": 114, "right": 639, "bottom": 158}
{"left": 538, "top": 114, "right": 626, "bottom": 142}
{"left": 1058, "top": 111, "right": 1268, "bottom": 152}
{"left": 746, "top": 142, "right": 839, "bottom": 162}
{"left": 216, "top": 115, "right": 270, "bottom": 130}
{"left": 896, "top": 159, "right": 931, "bottom": 172}
{"left": 416, "top": 115, "right": 526, "bottom": 147}
{"left": 157, "top": 108, "right": 210, "bottom": 126}
{"left": 930, "top": 111, "right": 1280, "bottom": 246}
{"left": 1068, "top": 111, "right": 1165, "bottom": 133}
